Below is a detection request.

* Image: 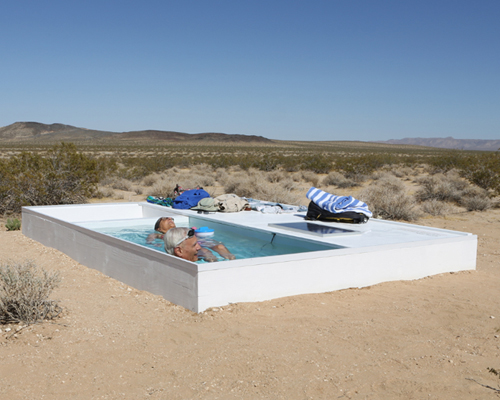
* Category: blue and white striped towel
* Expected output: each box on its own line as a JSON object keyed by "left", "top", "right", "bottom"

{"left": 306, "top": 187, "right": 372, "bottom": 218}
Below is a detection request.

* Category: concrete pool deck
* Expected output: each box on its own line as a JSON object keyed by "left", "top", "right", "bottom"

{"left": 22, "top": 202, "right": 477, "bottom": 312}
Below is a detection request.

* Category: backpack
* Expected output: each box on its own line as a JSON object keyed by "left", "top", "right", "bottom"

{"left": 305, "top": 201, "right": 369, "bottom": 224}
{"left": 172, "top": 189, "right": 210, "bottom": 210}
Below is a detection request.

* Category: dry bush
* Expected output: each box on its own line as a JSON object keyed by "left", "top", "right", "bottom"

{"left": 460, "top": 196, "right": 491, "bottom": 211}
{"left": 93, "top": 186, "right": 115, "bottom": 198}
{"left": 215, "top": 168, "right": 229, "bottom": 185}
{"left": 420, "top": 199, "right": 454, "bottom": 216}
{"left": 389, "top": 166, "right": 416, "bottom": 178}
{"left": 322, "top": 171, "right": 358, "bottom": 188}
{"left": 267, "top": 170, "right": 286, "bottom": 183}
{"left": 133, "top": 186, "right": 143, "bottom": 195}
{"left": 110, "top": 178, "right": 134, "bottom": 192}
{"left": 359, "top": 175, "right": 419, "bottom": 221}
{"left": 148, "top": 181, "right": 176, "bottom": 198}
{"left": 416, "top": 170, "right": 492, "bottom": 212}
{"left": 459, "top": 186, "right": 492, "bottom": 211}
{"left": 300, "top": 171, "right": 320, "bottom": 187}
{"left": 0, "top": 260, "right": 62, "bottom": 325}
{"left": 291, "top": 172, "right": 303, "bottom": 182}
{"left": 415, "top": 171, "right": 467, "bottom": 203}
{"left": 224, "top": 170, "right": 301, "bottom": 204}
{"left": 141, "top": 174, "right": 159, "bottom": 187}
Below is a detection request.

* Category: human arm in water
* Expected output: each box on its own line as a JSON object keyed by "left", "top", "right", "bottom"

{"left": 197, "top": 239, "right": 235, "bottom": 260}
{"left": 146, "top": 232, "right": 164, "bottom": 244}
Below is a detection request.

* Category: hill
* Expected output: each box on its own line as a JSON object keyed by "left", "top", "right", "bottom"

{"left": 377, "top": 136, "right": 500, "bottom": 151}
{"left": 0, "top": 122, "right": 272, "bottom": 143}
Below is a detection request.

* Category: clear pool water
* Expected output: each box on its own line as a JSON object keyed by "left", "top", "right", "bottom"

{"left": 85, "top": 218, "right": 338, "bottom": 262}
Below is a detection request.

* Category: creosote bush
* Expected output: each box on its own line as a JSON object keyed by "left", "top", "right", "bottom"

{"left": 0, "top": 143, "right": 107, "bottom": 214}
{"left": 0, "top": 260, "right": 62, "bottom": 325}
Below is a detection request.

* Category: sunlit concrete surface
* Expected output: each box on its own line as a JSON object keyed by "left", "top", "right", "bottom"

{"left": 22, "top": 202, "right": 477, "bottom": 312}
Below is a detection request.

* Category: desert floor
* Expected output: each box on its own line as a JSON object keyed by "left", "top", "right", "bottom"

{"left": 1, "top": 203, "right": 500, "bottom": 399}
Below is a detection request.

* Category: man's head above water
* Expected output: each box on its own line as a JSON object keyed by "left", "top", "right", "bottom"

{"left": 154, "top": 216, "right": 176, "bottom": 233}
{"left": 164, "top": 227, "right": 201, "bottom": 262}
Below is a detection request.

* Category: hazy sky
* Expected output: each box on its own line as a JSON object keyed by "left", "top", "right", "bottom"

{"left": 1, "top": 1, "right": 499, "bottom": 141}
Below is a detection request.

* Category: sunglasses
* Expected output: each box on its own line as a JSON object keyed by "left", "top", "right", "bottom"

{"left": 174, "top": 228, "right": 195, "bottom": 247}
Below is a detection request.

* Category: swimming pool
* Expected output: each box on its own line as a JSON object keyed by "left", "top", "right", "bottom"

{"left": 22, "top": 202, "right": 477, "bottom": 312}
{"left": 79, "top": 216, "right": 341, "bottom": 262}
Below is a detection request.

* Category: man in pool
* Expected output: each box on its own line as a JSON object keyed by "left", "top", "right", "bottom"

{"left": 164, "top": 227, "right": 201, "bottom": 262}
{"left": 148, "top": 217, "right": 235, "bottom": 262}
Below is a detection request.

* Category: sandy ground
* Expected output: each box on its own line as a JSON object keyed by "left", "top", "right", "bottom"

{"left": 1, "top": 209, "right": 500, "bottom": 399}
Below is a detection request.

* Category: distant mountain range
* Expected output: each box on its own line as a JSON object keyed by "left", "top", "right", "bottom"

{"left": 376, "top": 137, "right": 500, "bottom": 151}
{"left": 0, "top": 122, "right": 272, "bottom": 143}
{"left": 0, "top": 122, "right": 498, "bottom": 150}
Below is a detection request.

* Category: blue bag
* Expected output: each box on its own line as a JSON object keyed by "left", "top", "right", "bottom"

{"left": 172, "top": 189, "right": 210, "bottom": 210}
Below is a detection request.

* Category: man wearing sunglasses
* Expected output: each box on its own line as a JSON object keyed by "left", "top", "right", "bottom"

{"left": 149, "top": 217, "right": 234, "bottom": 262}
{"left": 164, "top": 227, "right": 202, "bottom": 262}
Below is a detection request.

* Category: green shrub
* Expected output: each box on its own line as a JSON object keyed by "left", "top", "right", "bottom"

{"left": 459, "top": 153, "right": 500, "bottom": 195}
{"left": 0, "top": 143, "right": 105, "bottom": 214}
{"left": 5, "top": 218, "right": 21, "bottom": 231}
{"left": 0, "top": 260, "right": 62, "bottom": 325}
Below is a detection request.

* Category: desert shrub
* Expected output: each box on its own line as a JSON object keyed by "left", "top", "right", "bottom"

{"left": 458, "top": 153, "right": 500, "bottom": 195}
{"left": 281, "top": 178, "right": 297, "bottom": 191}
{"left": 93, "top": 187, "right": 115, "bottom": 198}
{"left": 460, "top": 196, "right": 491, "bottom": 211}
{"left": 359, "top": 176, "right": 419, "bottom": 221}
{"left": 215, "top": 168, "right": 229, "bottom": 185}
{"left": 223, "top": 171, "right": 301, "bottom": 204}
{"left": 420, "top": 199, "right": 453, "bottom": 216}
{"left": 5, "top": 218, "right": 21, "bottom": 231}
{"left": 426, "top": 152, "right": 465, "bottom": 174}
{"left": 427, "top": 152, "right": 500, "bottom": 195}
{"left": 322, "top": 171, "right": 359, "bottom": 188}
{"left": 0, "top": 143, "right": 104, "bottom": 214}
{"left": 299, "top": 155, "right": 332, "bottom": 174}
{"left": 148, "top": 181, "right": 176, "bottom": 198}
{"left": 255, "top": 154, "right": 280, "bottom": 171}
{"left": 267, "top": 170, "right": 286, "bottom": 183}
{"left": 337, "top": 154, "right": 393, "bottom": 179}
{"left": 415, "top": 171, "right": 467, "bottom": 203}
{"left": 110, "top": 178, "right": 134, "bottom": 191}
{"left": 389, "top": 166, "right": 416, "bottom": 178}
{"left": 141, "top": 174, "right": 159, "bottom": 187}
{"left": 0, "top": 260, "right": 62, "bottom": 325}
{"left": 300, "top": 171, "right": 320, "bottom": 187}
{"left": 416, "top": 170, "right": 491, "bottom": 211}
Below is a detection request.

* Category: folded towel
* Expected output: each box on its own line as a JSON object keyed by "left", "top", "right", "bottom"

{"left": 306, "top": 187, "right": 372, "bottom": 218}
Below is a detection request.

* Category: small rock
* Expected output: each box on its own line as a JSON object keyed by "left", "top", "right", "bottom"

{"left": 490, "top": 316, "right": 495, "bottom": 319}
{"left": 5, "top": 328, "right": 11, "bottom": 332}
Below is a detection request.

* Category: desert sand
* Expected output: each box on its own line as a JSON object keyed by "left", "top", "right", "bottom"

{"left": 1, "top": 208, "right": 500, "bottom": 399}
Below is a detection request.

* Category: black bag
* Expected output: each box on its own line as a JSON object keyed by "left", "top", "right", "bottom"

{"left": 305, "top": 201, "right": 369, "bottom": 224}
